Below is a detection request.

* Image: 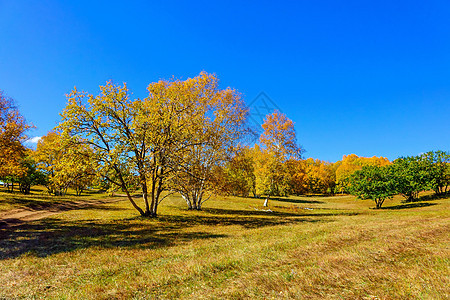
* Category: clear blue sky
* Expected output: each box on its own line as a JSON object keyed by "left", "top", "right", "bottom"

{"left": 1, "top": 0, "right": 449, "bottom": 162}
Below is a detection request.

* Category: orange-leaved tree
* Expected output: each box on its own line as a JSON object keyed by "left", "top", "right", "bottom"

{"left": 0, "top": 90, "right": 33, "bottom": 185}
{"left": 259, "top": 111, "right": 303, "bottom": 159}
{"left": 302, "top": 158, "right": 337, "bottom": 194}
{"left": 256, "top": 111, "right": 303, "bottom": 206}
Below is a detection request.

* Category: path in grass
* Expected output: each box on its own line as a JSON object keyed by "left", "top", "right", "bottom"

{"left": 0, "top": 197, "right": 125, "bottom": 228}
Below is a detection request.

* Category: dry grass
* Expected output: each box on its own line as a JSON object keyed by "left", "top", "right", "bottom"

{"left": 0, "top": 191, "right": 448, "bottom": 299}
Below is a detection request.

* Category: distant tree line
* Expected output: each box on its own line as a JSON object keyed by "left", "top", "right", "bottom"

{"left": 1, "top": 74, "right": 449, "bottom": 214}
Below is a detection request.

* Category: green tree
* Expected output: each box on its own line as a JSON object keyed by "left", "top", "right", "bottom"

{"left": 421, "top": 150, "right": 450, "bottom": 195}
{"left": 391, "top": 156, "right": 428, "bottom": 202}
{"left": 0, "top": 153, "right": 46, "bottom": 194}
{"left": 17, "top": 154, "right": 46, "bottom": 194}
{"left": 349, "top": 165, "right": 396, "bottom": 209}
{"left": 335, "top": 154, "right": 390, "bottom": 193}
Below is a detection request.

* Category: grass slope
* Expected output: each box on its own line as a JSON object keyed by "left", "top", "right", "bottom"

{"left": 0, "top": 191, "right": 448, "bottom": 299}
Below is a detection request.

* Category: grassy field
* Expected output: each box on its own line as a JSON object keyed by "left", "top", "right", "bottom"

{"left": 0, "top": 189, "right": 448, "bottom": 299}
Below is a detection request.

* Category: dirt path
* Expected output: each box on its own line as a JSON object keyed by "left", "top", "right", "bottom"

{"left": 0, "top": 198, "right": 125, "bottom": 228}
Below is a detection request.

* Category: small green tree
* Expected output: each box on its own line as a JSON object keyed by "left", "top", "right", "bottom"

{"left": 17, "top": 155, "right": 46, "bottom": 194}
{"left": 391, "top": 156, "right": 428, "bottom": 202}
{"left": 421, "top": 150, "right": 450, "bottom": 195}
{"left": 349, "top": 165, "right": 396, "bottom": 209}
{"left": 0, "top": 153, "right": 46, "bottom": 194}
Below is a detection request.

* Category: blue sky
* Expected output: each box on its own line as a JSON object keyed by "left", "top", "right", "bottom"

{"left": 1, "top": 0, "right": 449, "bottom": 162}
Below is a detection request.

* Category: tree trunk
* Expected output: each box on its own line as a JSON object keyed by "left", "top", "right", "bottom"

{"left": 19, "top": 183, "right": 31, "bottom": 195}
{"left": 142, "top": 186, "right": 150, "bottom": 216}
{"left": 112, "top": 164, "right": 147, "bottom": 216}
{"left": 152, "top": 181, "right": 163, "bottom": 217}
{"left": 151, "top": 202, "right": 158, "bottom": 217}
{"left": 182, "top": 194, "right": 193, "bottom": 209}
{"left": 375, "top": 198, "right": 384, "bottom": 209}
{"left": 191, "top": 191, "right": 198, "bottom": 210}
{"left": 123, "top": 184, "right": 146, "bottom": 216}
{"left": 195, "top": 192, "right": 203, "bottom": 210}
{"left": 182, "top": 188, "right": 206, "bottom": 211}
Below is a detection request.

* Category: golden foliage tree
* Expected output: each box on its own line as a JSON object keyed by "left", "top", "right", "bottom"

{"left": 286, "top": 158, "right": 338, "bottom": 195}
{"left": 221, "top": 146, "right": 256, "bottom": 197}
{"left": 59, "top": 72, "right": 246, "bottom": 216}
{"left": 303, "top": 158, "right": 337, "bottom": 194}
{"left": 0, "top": 90, "right": 32, "bottom": 180}
{"left": 168, "top": 74, "right": 248, "bottom": 210}
{"left": 254, "top": 144, "right": 290, "bottom": 204}
{"left": 335, "top": 154, "right": 390, "bottom": 193}
{"left": 256, "top": 111, "right": 303, "bottom": 206}
{"left": 60, "top": 81, "right": 157, "bottom": 215}
{"left": 285, "top": 158, "right": 308, "bottom": 195}
{"left": 260, "top": 111, "right": 302, "bottom": 159}
{"left": 33, "top": 131, "right": 95, "bottom": 196}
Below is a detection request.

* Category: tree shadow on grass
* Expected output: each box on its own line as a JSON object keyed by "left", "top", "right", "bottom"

{"left": 417, "top": 192, "right": 450, "bottom": 202}
{"left": 382, "top": 202, "right": 437, "bottom": 210}
{"left": 302, "top": 194, "right": 336, "bottom": 198}
{"left": 0, "top": 218, "right": 226, "bottom": 260}
{"left": 0, "top": 196, "right": 123, "bottom": 212}
{"left": 0, "top": 195, "right": 64, "bottom": 209}
{"left": 201, "top": 207, "right": 359, "bottom": 218}
{"left": 263, "top": 197, "right": 324, "bottom": 204}
{"left": 0, "top": 207, "right": 336, "bottom": 260}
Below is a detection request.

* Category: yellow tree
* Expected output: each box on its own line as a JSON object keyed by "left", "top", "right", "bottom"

{"left": 254, "top": 144, "right": 290, "bottom": 205}
{"left": 59, "top": 82, "right": 154, "bottom": 215}
{"left": 59, "top": 72, "right": 245, "bottom": 216}
{"left": 221, "top": 146, "right": 256, "bottom": 197}
{"left": 335, "top": 154, "right": 390, "bottom": 193}
{"left": 33, "top": 131, "right": 95, "bottom": 195}
{"left": 167, "top": 74, "right": 248, "bottom": 210}
{"left": 286, "top": 158, "right": 308, "bottom": 195}
{"left": 0, "top": 90, "right": 32, "bottom": 183}
{"left": 303, "top": 158, "right": 337, "bottom": 194}
{"left": 256, "top": 111, "right": 303, "bottom": 206}
{"left": 260, "top": 111, "right": 303, "bottom": 158}
{"left": 286, "top": 158, "right": 339, "bottom": 195}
